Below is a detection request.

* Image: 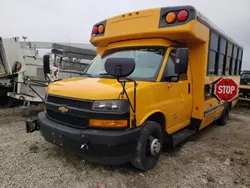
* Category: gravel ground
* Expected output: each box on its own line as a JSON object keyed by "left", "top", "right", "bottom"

{"left": 0, "top": 108, "right": 249, "bottom": 188}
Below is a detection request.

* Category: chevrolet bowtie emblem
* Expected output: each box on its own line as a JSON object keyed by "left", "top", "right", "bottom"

{"left": 58, "top": 106, "right": 68, "bottom": 113}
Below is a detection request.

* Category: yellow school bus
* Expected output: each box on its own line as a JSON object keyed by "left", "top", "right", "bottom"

{"left": 26, "top": 5, "right": 243, "bottom": 171}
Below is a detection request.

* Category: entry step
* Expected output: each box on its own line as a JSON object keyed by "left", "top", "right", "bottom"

{"left": 172, "top": 129, "right": 196, "bottom": 147}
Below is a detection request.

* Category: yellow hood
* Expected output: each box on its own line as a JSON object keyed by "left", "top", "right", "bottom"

{"left": 47, "top": 77, "right": 137, "bottom": 100}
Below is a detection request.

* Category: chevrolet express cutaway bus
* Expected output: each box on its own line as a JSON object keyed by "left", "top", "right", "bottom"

{"left": 26, "top": 5, "right": 243, "bottom": 171}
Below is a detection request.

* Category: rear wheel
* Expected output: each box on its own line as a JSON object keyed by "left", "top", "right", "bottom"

{"left": 216, "top": 104, "right": 229, "bottom": 126}
{"left": 131, "top": 121, "right": 163, "bottom": 171}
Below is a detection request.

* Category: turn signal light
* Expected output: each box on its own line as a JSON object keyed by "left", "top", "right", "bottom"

{"left": 98, "top": 24, "right": 105, "bottom": 34}
{"left": 165, "top": 12, "right": 176, "bottom": 24}
{"left": 177, "top": 10, "right": 189, "bottom": 22}
{"left": 89, "top": 119, "right": 128, "bottom": 128}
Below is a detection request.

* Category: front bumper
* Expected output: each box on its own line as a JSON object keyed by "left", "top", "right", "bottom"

{"left": 31, "top": 112, "right": 140, "bottom": 165}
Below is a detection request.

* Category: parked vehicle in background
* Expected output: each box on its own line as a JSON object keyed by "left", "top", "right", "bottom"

{"left": 0, "top": 37, "right": 96, "bottom": 108}
{"left": 239, "top": 70, "right": 250, "bottom": 104}
{"left": 50, "top": 43, "right": 96, "bottom": 79}
{"left": 27, "top": 5, "right": 243, "bottom": 171}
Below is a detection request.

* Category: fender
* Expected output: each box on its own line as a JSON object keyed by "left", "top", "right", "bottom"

{"left": 139, "top": 109, "right": 166, "bottom": 127}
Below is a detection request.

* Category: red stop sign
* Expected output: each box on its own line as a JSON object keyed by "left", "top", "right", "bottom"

{"left": 214, "top": 78, "right": 238, "bottom": 101}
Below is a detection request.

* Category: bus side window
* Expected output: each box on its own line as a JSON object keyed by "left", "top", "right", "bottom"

{"left": 161, "top": 49, "right": 187, "bottom": 81}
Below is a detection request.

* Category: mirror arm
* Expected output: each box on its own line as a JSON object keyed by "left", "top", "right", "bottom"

{"left": 117, "top": 77, "right": 137, "bottom": 128}
{"left": 164, "top": 76, "right": 179, "bottom": 83}
{"left": 164, "top": 76, "right": 171, "bottom": 83}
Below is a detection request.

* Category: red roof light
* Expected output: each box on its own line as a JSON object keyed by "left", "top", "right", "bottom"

{"left": 92, "top": 26, "right": 98, "bottom": 35}
{"left": 177, "top": 10, "right": 189, "bottom": 22}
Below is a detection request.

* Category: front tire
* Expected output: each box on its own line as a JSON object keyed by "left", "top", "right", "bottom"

{"left": 131, "top": 121, "right": 163, "bottom": 171}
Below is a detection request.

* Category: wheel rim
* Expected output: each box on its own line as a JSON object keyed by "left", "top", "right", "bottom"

{"left": 150, "top": 138, "right": 161, "bottom": 156}
{"left": 147, "top": 135, "right": 161, "bottom": 156}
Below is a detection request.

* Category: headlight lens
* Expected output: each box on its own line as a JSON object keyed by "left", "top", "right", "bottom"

{"left": 92, "top": 100, "right": 128, "bottom": 112}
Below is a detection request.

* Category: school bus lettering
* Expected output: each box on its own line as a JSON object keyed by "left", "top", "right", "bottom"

{"left": 26, "top": 5, "right": 243, "bottom": 171}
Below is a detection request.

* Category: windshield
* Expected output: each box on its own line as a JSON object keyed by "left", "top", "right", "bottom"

{"left": 242, "top": 73, "right": 250, "bottom": 79}
{"left": 84, "top": 47, "right": 165, "bottom": 81}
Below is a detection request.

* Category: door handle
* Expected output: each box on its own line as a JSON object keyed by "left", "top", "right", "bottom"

{"left": 188, "top": 83, "right": 191, "bottom": 94}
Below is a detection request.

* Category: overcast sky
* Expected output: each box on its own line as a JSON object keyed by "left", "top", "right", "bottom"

{"left": 1, "top": 0, "right": 250, "bottom": 69}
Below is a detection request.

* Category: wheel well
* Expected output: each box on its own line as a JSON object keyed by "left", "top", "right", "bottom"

{"left": 146, "top": 112, "right": 165, "bottom": 132}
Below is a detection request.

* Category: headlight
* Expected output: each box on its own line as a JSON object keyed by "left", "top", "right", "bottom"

{"left": 92, "top": 100, "right": 129, "bottom": 112}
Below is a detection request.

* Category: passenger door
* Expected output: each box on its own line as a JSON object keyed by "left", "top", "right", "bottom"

{"left": 161, "top": 48, "right": 192, "bottom": 133}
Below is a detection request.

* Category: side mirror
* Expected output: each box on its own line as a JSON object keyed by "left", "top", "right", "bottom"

{"left": 43, "top": 55, "right": 50, "bottom": 75}
{"left": 104, "top": 57, "right": 135, "bottom": 78}
{"left": 175, "top": 48, "right": 189, "bottom": 75}
{"left": 165, "top": 76, "right": 179, "bottom": 82}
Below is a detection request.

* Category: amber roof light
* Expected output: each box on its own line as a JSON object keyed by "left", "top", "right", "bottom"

{"left": 165, "top": 12, "right": 176, "bottom": 24}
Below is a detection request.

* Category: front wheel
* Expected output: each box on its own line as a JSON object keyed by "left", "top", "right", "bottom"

{"left": 131, "top": 121, "right": 163, "bottom": 171}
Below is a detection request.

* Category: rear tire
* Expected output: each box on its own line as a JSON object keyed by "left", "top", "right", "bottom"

{"left": 216, "top": 104, "right": 229, "bottom": 126}
{"left": 131, "top": 121, "right": 163, "bottom": 171}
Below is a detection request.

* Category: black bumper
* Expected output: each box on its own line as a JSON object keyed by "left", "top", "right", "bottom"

{"left": 36, "top": 112, "right": 140, "bottom": 165}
